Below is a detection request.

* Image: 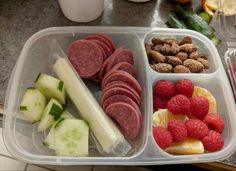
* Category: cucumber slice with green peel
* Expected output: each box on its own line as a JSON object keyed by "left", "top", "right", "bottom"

{"left": 54, "top": 119, "right": 89, "bottom": 156}
{"left": 20, "top": 88, "right": 46, "bottom": 123}
{"left": 35, "top": 73, "right": 66, "bottom": 105}
{"left": 38, "top": 98, "right": 63, "bottom": 132}
{"left": 43, "top": 110, "right": 75, "bottom": 149}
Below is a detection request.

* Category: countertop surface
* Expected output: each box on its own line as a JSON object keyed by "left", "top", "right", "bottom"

{"left": 0, "top": 0, "right": 235, "bottom": 168}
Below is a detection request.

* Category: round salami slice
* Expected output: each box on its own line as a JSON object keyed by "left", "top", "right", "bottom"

{"left": 89, "top": 40, "right": 107, "bottom": 61}
{"left": 68, "top": 39, "right": 103, "bottom": 78}
{"left": 85, "top": 34, "right": 115, "bottom": 54}
{"left": 109, "top": 62, "right": 136, "bottom": 78}
{"left": 102, "top": 87, "right": 140, "bottom": 105}
{"left": 89, "top": 33, "right": 115, "bottom": 52}
{"left": 103, "top": 81, "right": 141, "bottom": 99}
{"left": 98, "top": 57, "right": 111, "bottom": 82}
{"left": 105, "top": 102, "right": 141, "bottom": 140}
{"left": 91, "top": 39, "right": 112, "bottom": 58}
{"left": 103, "top": 94, "right": 140, "bottom": 112}
{"left": 106, "top": 48, "right": 133, "bottom": 73}
{"left": 102, "top": 70, "right": 142, "bottom": 95}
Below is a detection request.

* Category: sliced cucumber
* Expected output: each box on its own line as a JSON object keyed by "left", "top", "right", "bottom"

{"left": 54, "top": 119, "right": 89, "bottom": 156}
{"left": 20, "top": 88, "right": 46, "bottom": 123}
{"left": 38, "top": 98, "right": 63, "bottom": 132}
{"left": 43, "top": 111, "right": 75, "bottom": 149}
{"left": 35, "top": 73, "right": 66, "bottom": 105}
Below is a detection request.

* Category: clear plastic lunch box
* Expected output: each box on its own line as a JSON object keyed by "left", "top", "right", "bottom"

{"left": 3, "top": 27, "right": 236, "bottom": 165}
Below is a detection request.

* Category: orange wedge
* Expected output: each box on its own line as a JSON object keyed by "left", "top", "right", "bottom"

{"left": 153, "top": 109, "right": 189, "bottom": 128}
{"left": 205, "top": 0, "right": 219, "bottom": 11}
{"left": 165, "top": 138, "right": 204, "bottom": 155}
{"left": 203, "top": 1, "right": 215, "bottom": 16}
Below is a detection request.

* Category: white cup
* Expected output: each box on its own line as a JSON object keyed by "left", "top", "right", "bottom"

{"left": 58, "top": 0, "right": 104, "bottom": 22}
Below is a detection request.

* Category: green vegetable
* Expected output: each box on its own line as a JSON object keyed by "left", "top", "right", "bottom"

{"left": 166, "top": 12, "right": 188, "bottom": 29}
{"left": 210, "top": 35, "right": 221, "bottom": 46}
{"left": 54, "top": 119, "right": 89, "bottom": 156}
{"left": 20, "top": 88, "right": 46, "bottom": 123}
{"left": 37, "top": 98, "right": 63, "bottom": 132}
{"left": 198, "top": 12, "right": 212, "bottom": 24}
{"left": 174, "top": 5, "right": 215, "bottom": 38}
{"left": 35, "top": 73, "right": 66, "bottom": 105}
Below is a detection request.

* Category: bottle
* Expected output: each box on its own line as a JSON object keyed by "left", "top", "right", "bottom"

{"left": 58, "top": 0, "right": 104, "bottom": 22}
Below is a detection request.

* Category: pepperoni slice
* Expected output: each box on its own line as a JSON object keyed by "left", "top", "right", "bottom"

{"left": 106, "top": 48, "right": 133, "bottom": 73}
{"left": 103, "top": 94, "right": 140, "bottom": 112}
{"left": 85, "top": 34, "right": 115, "bottom": 54}
{"left": 102, "top": 70, "right": 141, "bottom": 95}
{"left": 105, "top": 102, "right": 141, "bottom": 140}
{"left": 102, "top": 87, "right": 140, "bottom": 105}
{"left": 68, "top": 39, "right": 103, "bottom": 78}
{"left": 103, "top": 81, "right": 141, "bottom": 99}
{"left": 109, "top": 62, "right": 136, "bottom": 78}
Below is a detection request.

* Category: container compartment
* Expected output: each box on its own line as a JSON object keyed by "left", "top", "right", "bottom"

{"left": 144, "top": 29, "right": 220, "bottom": 74}
{"left": 148, "top": 75, "right": 235, "bottom": 163}
{"left": 3, "top": 27, "right": 149, "bottom": 164}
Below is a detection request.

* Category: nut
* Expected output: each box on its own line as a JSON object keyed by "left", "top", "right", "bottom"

{"left": 179, "top": 36, "right": 192, "bottom": 45}
{"left": 149, "top": 59, "right": 156, "bottom": 65}
{"left": 166, "top": 56, "right": 182, "bottom": 66}
{"left": 150, "top": 50, "right": 166, "bottom": 63}
{"left": 163, "top": 38, "right": 177, "bottom": 45}
{"left": 189, "top": 51, "right": 200, "bottom": 60}
{"left": 176, "top": 52, "right": 188, "bottom": 62}
{"left": 145, "top": 43, "right": 152, "bottom": 56}
{"left": 161, "top": 44, "right": 171, "bottom": 55}
{"left": 197, "top": 58, "right": 209, "bottom": 69}
{"left": 180, "top": 43, "right": 198, "bottom": 53}
{"left": 173, "top": 65, "right": 191, "bottom": 73}
{"left": 183, "top": 59, "right": 204, "bottom": 73}
{"left": 199, "top": 53, "right": 208, "bottom": 60}
{"left": 151, "top": 63, "right": 172, "bottom": 73}
{"left": 153, "top": 44, "right": 163, "bottom": 52}
{"left": 170, "top": 42, "right": 180, "bottom": 55}
{"left": 152, "top": 37, "right": 163, "bottom": 45}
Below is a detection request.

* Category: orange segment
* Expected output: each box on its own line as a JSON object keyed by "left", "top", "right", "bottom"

{"left": 205, "top": 0, "right": 219, "bottom": 11}
{"left": 165, "top": 138, "right": 204, "bottom": 155}
{"left": 203, "top": 2, "right": 215, "bottom": 16}
{"left": 153, "top": 109, "right": 189, "bottom": 128}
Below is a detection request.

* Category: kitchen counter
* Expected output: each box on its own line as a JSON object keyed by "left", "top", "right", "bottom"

{"left": 0, "top": 0, "right": 235, "bottom": 169}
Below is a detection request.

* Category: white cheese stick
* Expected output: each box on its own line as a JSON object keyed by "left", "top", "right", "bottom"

{"left": 53, "top": 58, "right": 131, "bottom": 156}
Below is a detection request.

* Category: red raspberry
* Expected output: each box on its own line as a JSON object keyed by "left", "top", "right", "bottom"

{"left": 203, "top": 114, "right": 224, "bottom": 134}
{"left": 167, "top": 95, "right": 190, "bottom": 115}
{"left": 201, "top": 130, "right": 224, "bottom": 152}
{"left": 175, "top": 79, "right": 194, "bottom": 97}
{"left": 153, "top": 95, "right": 168, "bottom": 110}
{"left": 152, "top": 126, "right": 173, "bottom": 149}
{"left": 167, "top": 120, "right": 187, "bottom": 142}
{"left": 153, "top": 80, "right": 175, "bottom": 98}
{"left": 185, "top": 119, "right": 209, "bottom": 139}
{"left": 190, "top": 96, "right": 209, "bottom": 119}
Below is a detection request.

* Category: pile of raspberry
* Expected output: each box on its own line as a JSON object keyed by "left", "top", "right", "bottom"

{"left": 152, "top": 79, "right": 224, "bottom": 152}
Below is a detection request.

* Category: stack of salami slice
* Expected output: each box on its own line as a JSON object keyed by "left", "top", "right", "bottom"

{"left": 68, "top": 33, "right": 115, "bottom": 82}
{"left": 68, "top": 33, "right": 142, "bottom": 140}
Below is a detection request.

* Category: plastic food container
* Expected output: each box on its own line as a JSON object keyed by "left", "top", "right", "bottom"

{"left": 3, "top": 27, "right": 236, "bottom": 165}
